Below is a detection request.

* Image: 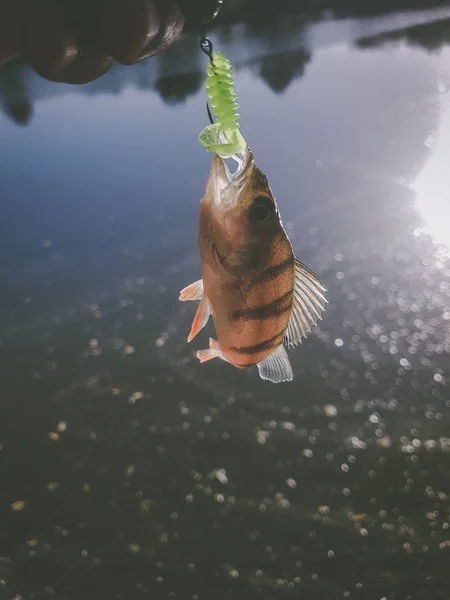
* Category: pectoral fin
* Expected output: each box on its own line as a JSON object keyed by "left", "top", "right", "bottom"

{"left": 179, "top": 279, "right": 204, "bottom": 302}
{"left": 197, "top": 338, "right": 227, "bottom": 363}
{"left": 187, "top": 296, "right": 211, "bottom": 342}
{"left": 284, "top": 259, "right": 328, "bottom": 348}
{"left": 257, "top": 344, "right": 293, "bottom": 383}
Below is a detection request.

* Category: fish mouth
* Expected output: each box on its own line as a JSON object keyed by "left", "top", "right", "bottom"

{"left": 222, "top": 146, "right": 253, "bottom": 184}
{"left": 210, "top": 146, "right": 254, "bottom": 206}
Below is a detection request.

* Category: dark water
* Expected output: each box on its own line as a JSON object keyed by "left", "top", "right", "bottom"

{"left": 1, "top": 4, "right": 450, "bottom": 600}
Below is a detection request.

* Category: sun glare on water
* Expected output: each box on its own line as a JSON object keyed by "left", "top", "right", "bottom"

{"left": 412, "top": 96, "right": 450, "bottom": 250}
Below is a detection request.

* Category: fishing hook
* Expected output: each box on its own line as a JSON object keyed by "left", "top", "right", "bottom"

{"left": 200, "top": 36, "right": 215, "bottom": 123}
{"left": 206, "top": 101, "right": 214, "bottom": 124}
{"left": 199, "top": 1, "right": 224, "bottom": 123}
{"left": 199, "top": 0, "right": 223, "bottom": 61}
{"left": 200, "top": 30, "right": 214, "bottom": 123}
{"left": 199, "top": 33, "right": 214, "bottom": 62}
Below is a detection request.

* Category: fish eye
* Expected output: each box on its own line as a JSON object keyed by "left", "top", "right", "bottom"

{"left": 250, "top": 196, "right": 274, "bottom": 222}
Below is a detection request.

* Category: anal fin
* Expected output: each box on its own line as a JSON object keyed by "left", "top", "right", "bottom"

{"left": 187, "top": 296, "right": 211, "bottom": 342}
{"left": 257, "top": 344, "right": 293, "bottom": 383}
{"left": 179, "top": 279, "right": 204, "bottom": 302}
{"left": 197, "top": 338, "right": 227, "bottom": 363}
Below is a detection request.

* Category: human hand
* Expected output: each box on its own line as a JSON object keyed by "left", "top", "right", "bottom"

{"left": 0, "top": 0, "right": 208, "bottom": 84}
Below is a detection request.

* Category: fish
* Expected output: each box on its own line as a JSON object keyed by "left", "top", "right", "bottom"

{"left": 179, "top": 146, "right": 328, "bottom": 383}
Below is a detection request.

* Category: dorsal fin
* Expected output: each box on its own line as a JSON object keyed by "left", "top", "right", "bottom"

{"left": 284, "top": 259, "right": 328, "bottom": 348}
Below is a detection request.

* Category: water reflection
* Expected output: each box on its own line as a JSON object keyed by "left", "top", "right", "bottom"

{"left": 357, "top": 15, "right": 450, "bottom": 51}
{"left": 257, "top": 49, "right": 311, "bottom": 93}
{"left": 3, "top": 4, "right": 450, "bottom": 127}
{"left": 412, "top": 81, "right": 450, "bottom": 250}
{"left": 155, "top": 72, "right": 203, "bottom": 105}
{"left": 1, "top": 4, "right": 450, "bottom": 600}
{"left": 0, "top": 59, "right": 33, "bottom": 126}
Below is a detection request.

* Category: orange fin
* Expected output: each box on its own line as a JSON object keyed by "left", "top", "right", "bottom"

{"left": 187, "top": 296, "right": 211, "bottom": 342}
{"left": 196, "top": 338, "right": 225, "bottom": 363}
{"left": 179, "top": 279, "right": 203, "bottom": 302}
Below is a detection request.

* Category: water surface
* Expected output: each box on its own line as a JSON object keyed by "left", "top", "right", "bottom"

{"left": 1, "top": 6, "right": 450, "bottom": 600}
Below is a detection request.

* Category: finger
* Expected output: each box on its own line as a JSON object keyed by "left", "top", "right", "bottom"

{"left": 0, "top": 45, "right": 22, "bottom": 67}
{"left": 25, "top": 27, "right": 113, "bottom": 84}
{"left": 56, "top": 49, "right": 113, "bottom": 84}
{"left": 0, "top": 2, "right": 21, "bottom": 65}
{"left": 95, "top": 0, "right": 161, "bottom": 65}
{"left": 21, "top": 0, "right": 113, "bottom": 84}
{"left": 137, "top": 0, "right": 185, "bottom": 61}
{"left": 177, "top": 0, "right": 224, "bottom": 26}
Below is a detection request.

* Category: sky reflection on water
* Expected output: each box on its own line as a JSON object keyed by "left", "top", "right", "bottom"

{"left": 412, "top": 74, "right": 450, "bottom": 250}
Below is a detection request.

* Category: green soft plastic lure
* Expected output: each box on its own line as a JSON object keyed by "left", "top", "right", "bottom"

{"left": 198, "top": 51, "right": 247, "bottom": 158}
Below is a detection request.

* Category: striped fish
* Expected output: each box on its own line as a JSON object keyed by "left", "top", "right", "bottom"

{"left": 179, "top": 147, "right": 328, "bottom": 383}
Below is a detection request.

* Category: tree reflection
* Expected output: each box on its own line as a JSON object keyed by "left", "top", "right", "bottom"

{"left": 356, "top": 17, "right": 450, "bottom": 52}
{"left": 258, "top": 49, "right": 311, "bottom": 94}
{"left": 2, "top": 0, "right": 450, "bottom": 126}
{"left": 155, "top": 72, "right": 203, "bottom": 105}
{"left": 0, "top": 59, "right": 32, "bottom": 126}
